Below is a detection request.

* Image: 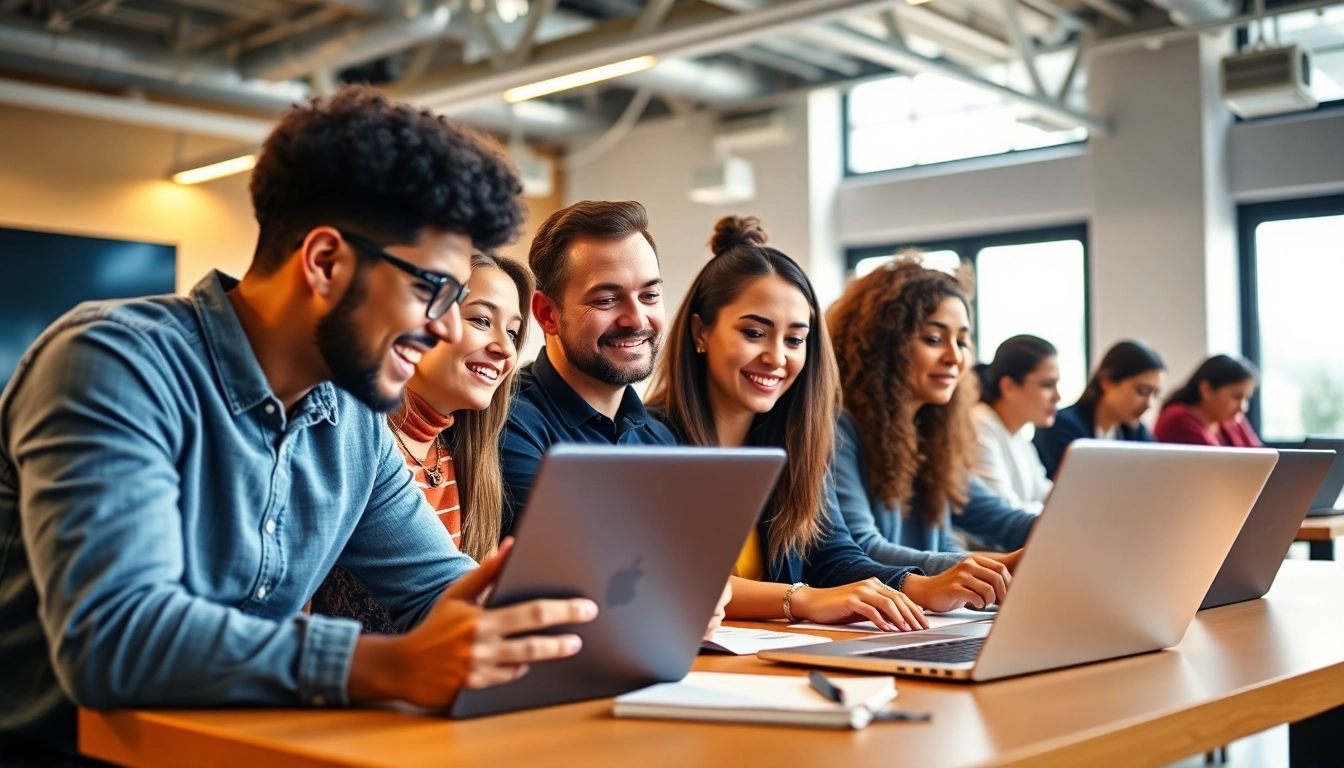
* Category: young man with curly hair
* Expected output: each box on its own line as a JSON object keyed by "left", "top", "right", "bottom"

{"left": 0, "top": 86, "right": 595, "bottom": 762}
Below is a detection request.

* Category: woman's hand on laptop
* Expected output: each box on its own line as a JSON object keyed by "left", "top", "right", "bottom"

{"left": 975, "top": 549, "right": 1024, "bottom": 574}
{"left": 347, "top": 538, "right": 599, "bottom": 708}
{"left": 703, "top": 581, "right": 732, "bottom": 641}
{"left": 900, "top": 555, "right": 1012, "bottom": 612}
{"left": 790, "top": 579, "right": 929, "bottom": 632}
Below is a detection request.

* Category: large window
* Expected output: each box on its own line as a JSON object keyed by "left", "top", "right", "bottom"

{"left": 1240, "top": 194, "right": 1344, "bottom": 442}
{"left": 845, "top": 54, "right": 1088, "bottom": 176}
{"left": 846, "top": 226, "right": 1090, "bottom": 405}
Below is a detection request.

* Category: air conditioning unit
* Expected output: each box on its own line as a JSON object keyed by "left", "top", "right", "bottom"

{"left": 1220, "top": 45, "right": 1318, "bottom": 119}
{"left": 712, "top": 110, "right": 793, "bottom": 155}
{"left": 689, "top": 156, "right": 755, "bottom": 205}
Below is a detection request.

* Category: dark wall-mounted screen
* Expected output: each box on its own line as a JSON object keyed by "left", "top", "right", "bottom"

{"left": 0, "top": 226, "right": 176, "bottom": 391}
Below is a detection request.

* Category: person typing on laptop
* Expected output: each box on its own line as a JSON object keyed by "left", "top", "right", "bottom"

{"left": 0, "top": 88, "right": 594, "bottom": 762}
{"left": 826, "top": 255, "right": 1036, "bottom": 609}
{"left": 645, "top": 215, "right": 946, "bottom": 631}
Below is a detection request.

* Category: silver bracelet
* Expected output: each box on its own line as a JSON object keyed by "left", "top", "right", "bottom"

{"left": 783, "top": 582, "right": 807, "bottom": 623}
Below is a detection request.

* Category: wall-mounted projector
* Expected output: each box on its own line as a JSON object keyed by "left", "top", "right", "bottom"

{"left": 689, "top": 156, "right": 755, "bottom": 205}
{"left": 1220, "top": 45, "right": 1318, "bottom": 119}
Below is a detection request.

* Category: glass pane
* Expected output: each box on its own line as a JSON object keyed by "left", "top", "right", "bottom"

{"left": 974, "top": 240, "right": 1088, "bottom": 406}
{"left": 1254, "top": 214, "right": 1344, "bottom": 442}
{"left": 846, "top": 72, "right": 1088, "bottom": 175}
{"left": 853, "top": 250, "right": 961, "bottom": 278}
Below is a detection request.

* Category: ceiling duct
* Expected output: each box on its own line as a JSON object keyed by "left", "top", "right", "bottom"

{"left": 1145, "top": 0, "right": 1237, "bottom": 26}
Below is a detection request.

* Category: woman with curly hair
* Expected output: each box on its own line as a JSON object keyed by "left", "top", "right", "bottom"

{"left": 827, "top": 256, "right": 1036, "bottom": 607}
{"left": 312, "top": 252, "right": 533, "bottom": 632}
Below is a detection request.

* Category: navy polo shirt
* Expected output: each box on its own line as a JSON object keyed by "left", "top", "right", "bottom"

{"left": 500, "top": 345, "right": 676, "bottom": 534}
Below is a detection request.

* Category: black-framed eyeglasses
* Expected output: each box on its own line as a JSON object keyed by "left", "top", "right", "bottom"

{"left": 339, "top": 230, "right": 469, "bottom": 321}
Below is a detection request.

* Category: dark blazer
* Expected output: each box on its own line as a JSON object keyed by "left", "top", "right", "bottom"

{"left": 1032, "top": 401, "right": 1153, "bottom": 479}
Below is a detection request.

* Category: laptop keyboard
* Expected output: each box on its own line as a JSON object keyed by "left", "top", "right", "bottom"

{"left": 864, "top": 637, "right": 986, "bottom": 664}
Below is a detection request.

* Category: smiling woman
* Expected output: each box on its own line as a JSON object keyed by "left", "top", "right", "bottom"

{"left": 310, "top": 253, "right": 535, "bottom": 633}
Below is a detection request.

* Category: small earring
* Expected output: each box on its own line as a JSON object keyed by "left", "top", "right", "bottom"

{"left": 696, "top": 346, "right": 705, "bottom": 353}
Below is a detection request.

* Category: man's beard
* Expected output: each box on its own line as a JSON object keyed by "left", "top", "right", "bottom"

{"left": 558, "top": 325, "right": 660, "bottom": 387}
{"left": 315, "top": 269, "right": 421, "bottom": 414}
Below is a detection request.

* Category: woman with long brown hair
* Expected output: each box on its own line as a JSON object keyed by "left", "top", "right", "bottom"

{"left": 311, "top": 252, "right": 533, "bottom": 631}
{"left": 648, "top": 216, "right": 986, "bottom": 629}
{"left": 828, "top": 256, "right": 1035, "bottom": 606}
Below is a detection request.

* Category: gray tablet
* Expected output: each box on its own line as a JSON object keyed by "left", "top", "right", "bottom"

{"left": 450, "top": 444, "right": 786, "bottom": 718}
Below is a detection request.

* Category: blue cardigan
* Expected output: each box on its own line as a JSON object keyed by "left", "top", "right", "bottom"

{"left": 649, "top": 408, "right": 921, "bottom": 590}
{"left": 1032, "top": 401, "right": 1153, "bottom": 480}
{"left": 834, "top": 413, "right": 1037, "bottom": 574}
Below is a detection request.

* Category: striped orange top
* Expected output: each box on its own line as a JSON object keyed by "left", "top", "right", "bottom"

{"left": 394, "top": 439, "right": 461, "bottom": 545}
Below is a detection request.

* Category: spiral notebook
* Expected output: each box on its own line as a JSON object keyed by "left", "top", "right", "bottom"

{"left": 612, "top": 672, "right": 897, "bottom": 729}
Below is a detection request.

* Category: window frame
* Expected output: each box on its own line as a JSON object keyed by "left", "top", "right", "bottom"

{"left": 844, "top": 223, "right": 1092, "bottom": 372}
{"left": 1238, "top": 193, "right": 1344, "bottom": 442}
{"left": 841, "top": 76, "right": 1089, "bottom": 178}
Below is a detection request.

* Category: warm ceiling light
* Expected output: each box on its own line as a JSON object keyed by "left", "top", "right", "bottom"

{"left": 171, "top": 154, "right": 257, "bottom": 185}
{"left": 907, "top": 0, "right": 933, "bottom": 4}
{"left": 502, "top": 56, "right": 658, "bottom": 103}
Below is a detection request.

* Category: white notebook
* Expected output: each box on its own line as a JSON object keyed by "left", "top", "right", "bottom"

{"left": 613, "top": 672, "right": 897, "bottom": 729}
{"left": 700, "top": 626, "right": 832, "bottom": 655}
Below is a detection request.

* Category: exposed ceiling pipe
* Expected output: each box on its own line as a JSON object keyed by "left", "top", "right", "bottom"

{"left": 395, "top": 0, "right": 918, "bottom": 110}
{"left": 238, "top": 2, "right": 454, "bottom": 81}
{"left": 0, "top": 16, "right": 308, "bottom": 104}
{"left": 0, "top": 76, "right": 274, "bottom": 141}
{"left": 795, "top": 24, "right": 1110, "bottom": 132}
{"left": 1143, "top": 0, "right": 1237, "bottom": 26}
{"left": 0, "top": 16, "right": 611, "bottom": 137}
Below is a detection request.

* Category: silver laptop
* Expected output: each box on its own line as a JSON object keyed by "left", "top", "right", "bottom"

{"left": 1201, "top": 448, "right": 1334, "bottom": 610}
{"left": 451, "top": 444, "right": 785, "bottom": 718}
{"left": 760, "top": 441, "right": 1277, "bottom": 682}
{"left": 1303, "top": 437, "right": 1344, "bottom": 516}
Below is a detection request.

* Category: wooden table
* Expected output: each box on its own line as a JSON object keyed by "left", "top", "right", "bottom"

{"left": 81, "top": 561, "right": 1344, "bottom": 768}
{"left": 1297, "top": 516, "right": 1344, "bottom": 560}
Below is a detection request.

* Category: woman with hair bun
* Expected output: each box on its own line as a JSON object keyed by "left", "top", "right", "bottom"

{"left": 973, "top": 335, "right": 1059, "bottom": 513}
{"left": 1154, "top": 354, "right": 1261, "bottom": 447}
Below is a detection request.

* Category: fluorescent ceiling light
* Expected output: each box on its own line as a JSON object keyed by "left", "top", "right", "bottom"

{"left": 502, "top": 56, "right": 658, "bottom": 103}
{"left": 171, "top": 154, "right": 257, "bottom": 185}
{"left": 907, "top": 0, "right": 933, "bottom": 5}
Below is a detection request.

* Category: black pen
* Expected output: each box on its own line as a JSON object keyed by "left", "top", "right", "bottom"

{"left": 808, "top": 670, "right": 933, "bottom": 722}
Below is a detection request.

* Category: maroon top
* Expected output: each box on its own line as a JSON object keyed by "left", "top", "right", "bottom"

{"left": 1154, "top": 402, "right": 1263, "bottom": 448}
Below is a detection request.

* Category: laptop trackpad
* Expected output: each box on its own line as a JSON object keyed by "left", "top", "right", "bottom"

{"left": 857, "top": 621, "right": 992, "bottom": 649}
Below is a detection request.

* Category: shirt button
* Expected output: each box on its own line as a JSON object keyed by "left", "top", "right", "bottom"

{"left": 265, "top": 520, "right": 276, "bottom": 534}
{"left": 256, "top": 586, "right": 267, "bottom": 598}
{"left": 264, "top": 403, "right": 276, "bottom": 415}
{"left": 312, "top": 695, "right": 326, "bottom": 706}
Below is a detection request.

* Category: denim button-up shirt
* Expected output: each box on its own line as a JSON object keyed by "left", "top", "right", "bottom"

{"left": 0, "top": 271, "right": 474, "bottom": 752}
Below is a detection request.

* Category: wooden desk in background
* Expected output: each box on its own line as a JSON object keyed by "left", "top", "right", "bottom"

{"left": 1296, "top": 515, "right": 1344, "bottom": 560}
{"left": 81, "top": 561, "right": 1344, "bottom": 768}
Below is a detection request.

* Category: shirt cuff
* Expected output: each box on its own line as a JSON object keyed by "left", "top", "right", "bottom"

{"left": 297, "top": 614, "right": 362, "bottom": 708}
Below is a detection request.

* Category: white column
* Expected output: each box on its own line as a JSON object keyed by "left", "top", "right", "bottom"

{"left": 1087, "top": 31, "right": 1238, "bottom": 384}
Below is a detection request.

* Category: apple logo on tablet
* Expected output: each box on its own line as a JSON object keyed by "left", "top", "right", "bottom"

{"left": 606, "top": 556, "right": 644, "bottom": 608}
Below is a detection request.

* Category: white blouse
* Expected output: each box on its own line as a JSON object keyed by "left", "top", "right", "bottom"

{"left": 972, "top": 402, "right": 1052, "bottom": 514}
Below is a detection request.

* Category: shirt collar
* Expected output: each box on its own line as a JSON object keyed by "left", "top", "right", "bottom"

{"left": 533, "top": 345, "right": 650, "bottom": 430}
{"left": 193, "top": 270, "right": 339, "bottom": 425}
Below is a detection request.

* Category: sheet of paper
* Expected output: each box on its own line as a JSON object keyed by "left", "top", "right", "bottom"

{"left": 700, "top": 626, "right": 832, "bottom": 655}
{"left": 788, "top": 608, "right": 995, "bottom": 634}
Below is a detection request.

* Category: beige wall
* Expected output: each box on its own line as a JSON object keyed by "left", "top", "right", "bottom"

{"left": 0, "top": 105, "right": 257, "bottom": 293}
{"left": 0, "top": 105, "right": 562, "bottom": 295}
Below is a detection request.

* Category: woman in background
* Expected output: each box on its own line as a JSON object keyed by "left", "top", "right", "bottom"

{"left": 974, "top": 335, "right": 1059, "bottom": 514}
{"left": 311, "top": 253, "right": 532, "bottom": 632}
{"left": 1033, "top": 340, "right": 1165, "bottom": 479}
{"left": 827, "top": 256, "right": 1033, "bottom": 597}
{"left": 1154, "top": 354, "right": 1261, "bottom": 447}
